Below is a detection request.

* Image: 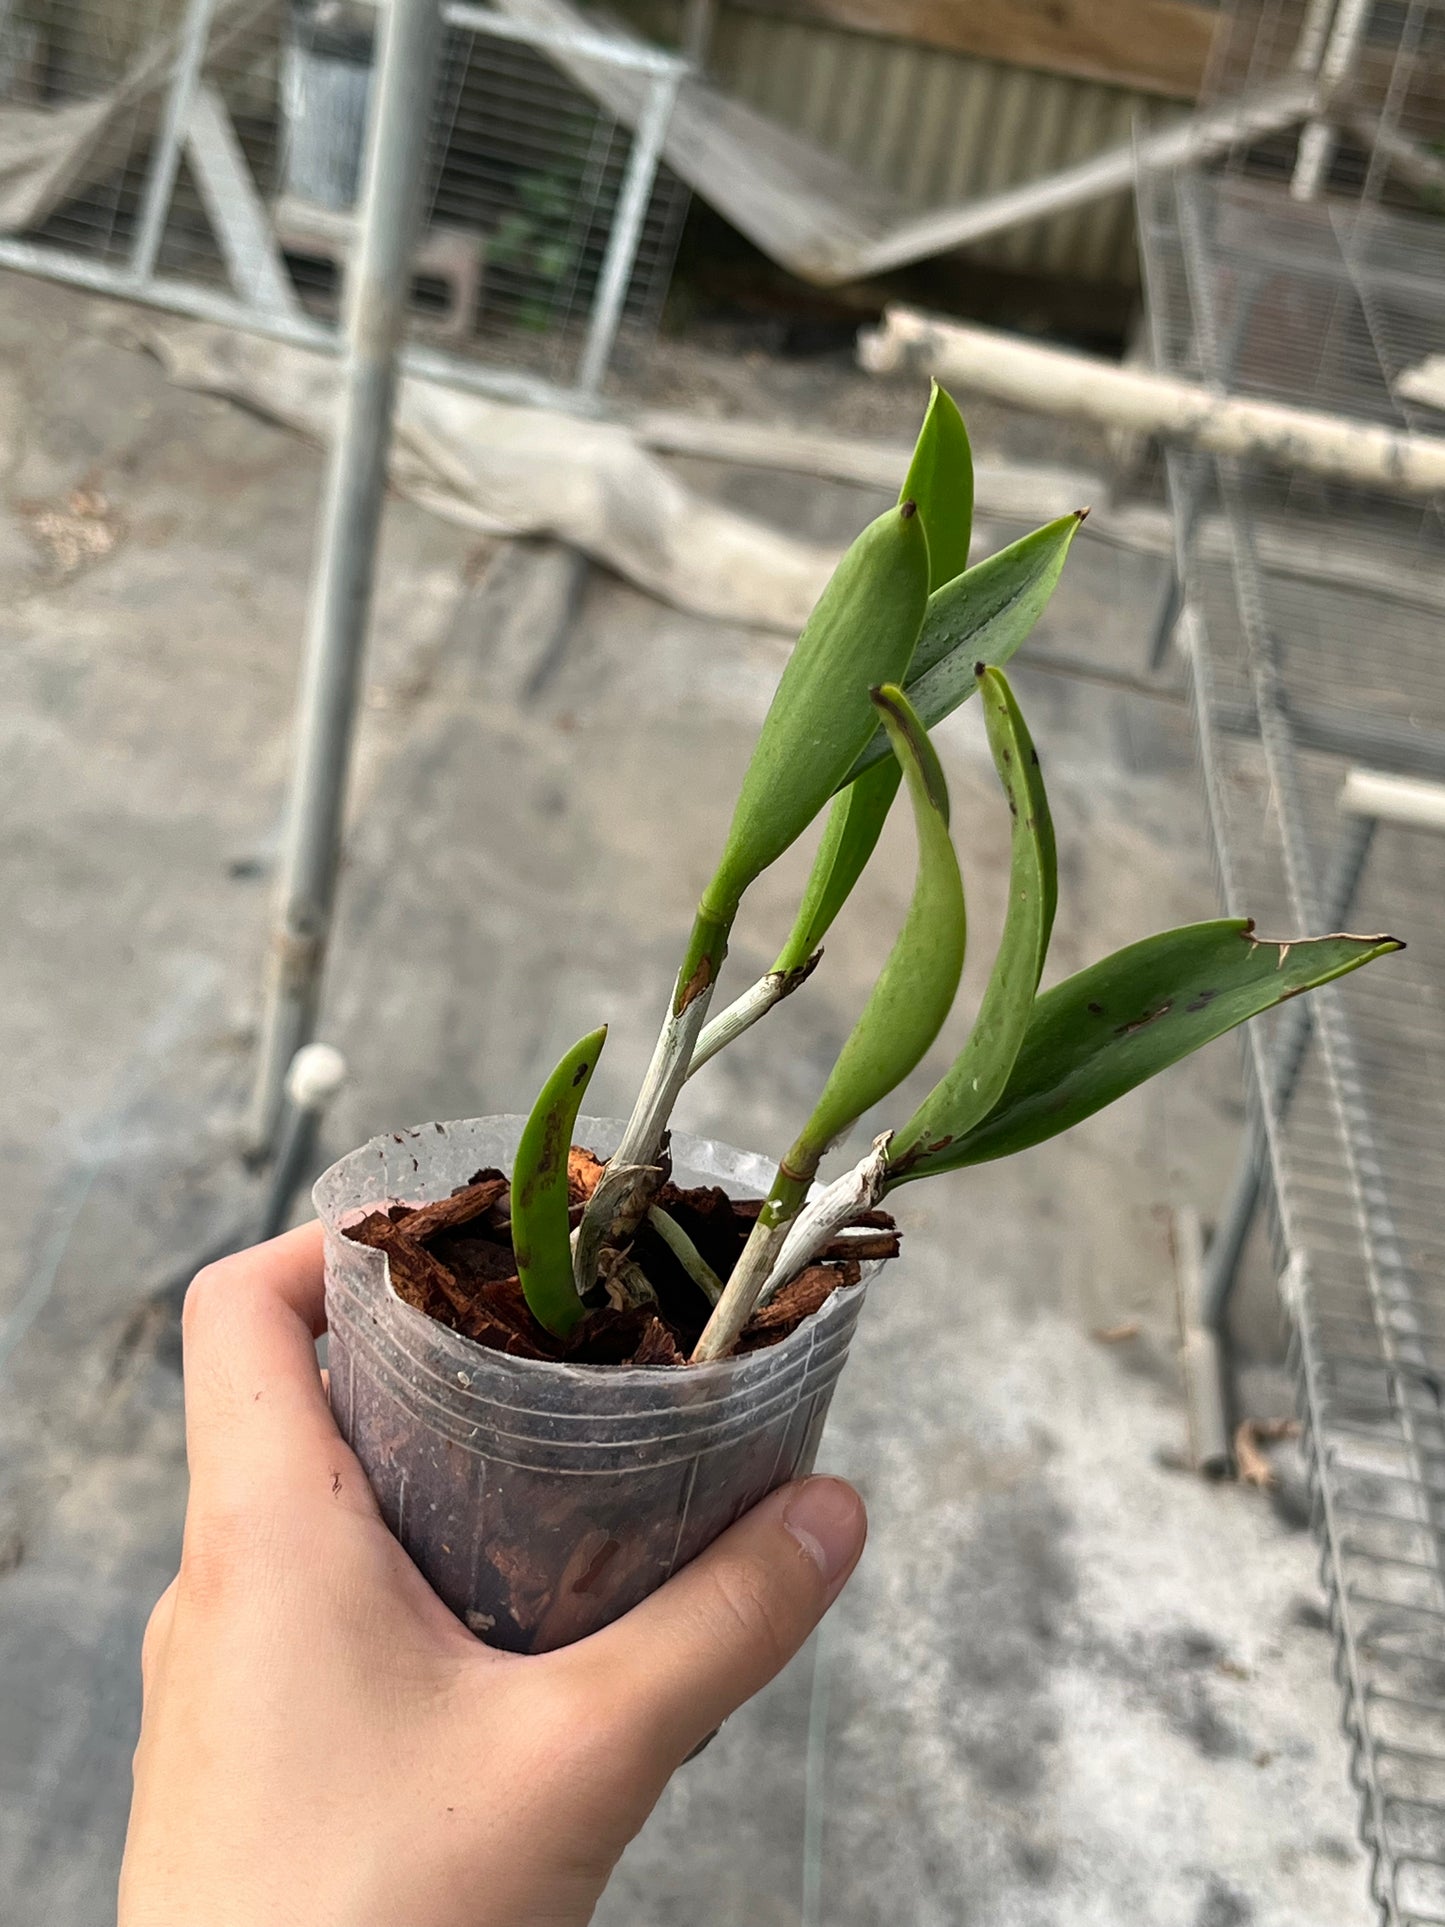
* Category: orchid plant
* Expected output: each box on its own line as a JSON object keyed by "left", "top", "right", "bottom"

{"left": 505, "top": 387, "right": 1400, "bottom": 1361}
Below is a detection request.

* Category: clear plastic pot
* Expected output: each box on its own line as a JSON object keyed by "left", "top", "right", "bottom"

{"left": 318, "top": 1116, "right": 873, "bottom": 1653}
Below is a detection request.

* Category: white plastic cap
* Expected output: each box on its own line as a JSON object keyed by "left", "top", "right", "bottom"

{"left": 1340, "top": 766, "right": 1445, "bottom": 835}
{"left": 285, "top": 1041, "right": 348, "bottom": 1112}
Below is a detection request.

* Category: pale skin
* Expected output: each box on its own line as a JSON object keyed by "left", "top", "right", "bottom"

{"left": 119, "top": 1223, "right": 867, "bottom": 1927}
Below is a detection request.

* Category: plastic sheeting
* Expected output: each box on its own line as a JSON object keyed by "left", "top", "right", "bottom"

{"left": 144, "top": 316, "right": 839, "bottom": 632}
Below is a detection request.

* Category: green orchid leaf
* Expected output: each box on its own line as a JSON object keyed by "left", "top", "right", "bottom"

{"left": 845, "top": 511, "right": 1084, "bottom": 785}
{"left": 889, "top": 922, "right": 1402, "bottom": 1182}
{"left": 512, "top": 1025, "right": 607, "bottom": 1338}
{"left": 769, "top": 383, "right": 972, "bottom": 972}
{"left": 791, "top": 684, "right": 966, "bottom": 1169}
{"left": 890, "top": 666, "right": 1056, "bottom": 1168}
{"left": 912, "top": 509, "right": 1084, "bottom": 684}
{"left": 705, "top": 500, "right": 930, "bottom": 919}
{"left": 901, "top": 381, "right": 973, "bottom": 592}
{"left": 778, "top": 506, "right": 1073, "bottom": 961}
{"left": 774, "top": 756, "right": 902, "bottom": 974}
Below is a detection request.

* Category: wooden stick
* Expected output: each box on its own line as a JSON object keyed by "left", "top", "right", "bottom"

{"left": 861, "top": 306, "right": 1445, "bottom": 497}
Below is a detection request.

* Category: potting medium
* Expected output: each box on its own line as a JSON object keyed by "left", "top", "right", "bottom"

{"left": 318, "top": 1116, "right": 876, "bottom": 1652}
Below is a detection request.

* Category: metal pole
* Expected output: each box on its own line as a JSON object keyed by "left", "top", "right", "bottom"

{"left": 1291, "top": 0, "right": 1372, "bottom": 201}
{"left": 850, "top": 83, "right": 1315, "bottom": 280}
{"left": 681, "top": 0, "right": 716, "bottom": 63}
{"left": 1291, "top": 0, "right": 1340, "bottom": 75}
{"left": 131, "top": 0, "right": 219, "bottom": 282}
{"left": 258, "top": 1044, "right": 349, "bottom": 1239}
{"left": 575, "top": 63, "right": 681, "bottom": 397}
{"left": 246, "top": 0, "right": 445, "bottom": 1153}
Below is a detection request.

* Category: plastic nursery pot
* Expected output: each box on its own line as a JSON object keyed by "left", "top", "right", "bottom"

{"left": 318, "top": 1115, "right": 877, "bottom": 1653}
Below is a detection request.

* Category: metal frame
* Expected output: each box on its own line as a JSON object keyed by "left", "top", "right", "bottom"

{"left": 0, "top": 0, "right": 686, "bottom": 1148}
{"left": 130, "top": 0, "right": 221, "bottom": 281}
{"left": 1291, "top": 0, "right": 1373, "bottom": 202}
{"left": 0, "top": 0, "right": 687, "bottom": 414}
{"left": 1141, "top": 162, "right": 1445, "bottom": 1924}
{"left": 245, "top": 0, "right": 446, "bottom": 1150}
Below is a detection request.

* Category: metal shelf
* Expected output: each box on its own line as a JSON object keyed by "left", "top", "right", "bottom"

{"left": 1140, "top": 167, "right": 1445, "bottom": 1926}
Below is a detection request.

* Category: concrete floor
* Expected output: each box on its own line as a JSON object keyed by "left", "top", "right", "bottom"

{"left": 0, "top": 273, "right": 1364, "bottom": 1925}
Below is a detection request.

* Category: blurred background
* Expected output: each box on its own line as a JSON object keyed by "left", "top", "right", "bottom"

{"left": 2, "top": 1, "right": 1445, "bottom": 1921}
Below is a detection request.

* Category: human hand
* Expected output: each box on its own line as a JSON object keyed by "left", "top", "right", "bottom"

{"left": 119, "top": 1223, "right": 866, "bottom": 1927}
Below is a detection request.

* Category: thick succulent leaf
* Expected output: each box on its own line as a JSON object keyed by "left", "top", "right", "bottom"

{"left": 706, "top": 501, "right": 929, "bottom": 916}
{"left": 769, "top": 392, "right": 972, "bottom": 978}
{"left": 512, "top": 1025, "right": 607, "bottom": 1338}
{"left": 793, "top": 685, "right": 966, "bottom": 1165}
{"left": 888, "top": 922, "right": 1402, "bottom": 1182}
{"left": 780, "top": 504, "right": 1068, "bottom": 955}
{"left": 845, "top": 511, "right": 1084, "bottom": 785}
{"left": 901, "top": 381, "right": 973, "bottom": 592}
{"left": 912, "top": 509, "right": 1083, "bottom": 684}
{"left": 774, "top": 756, "right": 902, "bottom": 974}
{"left": 890, "top": 667, "right": 1056, "bottom": 1169}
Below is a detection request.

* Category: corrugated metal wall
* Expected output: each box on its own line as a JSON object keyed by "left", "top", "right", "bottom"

{"left": 625, "top": 2, "right": 1188, "bottom": 288}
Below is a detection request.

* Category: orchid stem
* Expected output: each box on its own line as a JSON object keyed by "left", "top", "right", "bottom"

{"left": 692, "top": 1164, "right": 812, "bottom": 1361}
{"left": 574, "top": 904, "right": 731, "bottom": 1293}
{"left": 687, "top": 952, "right": 822, "bottom": 1079}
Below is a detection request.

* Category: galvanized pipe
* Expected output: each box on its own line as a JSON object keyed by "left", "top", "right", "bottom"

{"left": 258, "top": 1044, "right": 349, "bottom": 1240}
{"left": 130, "top": 0, "right": 220, "bottom": 281}
{"left": 246, "top": 0, "right": 446, "bottom": 1152}
{"left": 1291, "top": 0, "right": 1372, "bottom": 201}
{"left": 1291, "top": 0, "right": 1341, "bottom": 75}
{"left": 849, "top": 83, "right": 1316, "bottom": 281}
{"left": 443, "top": 0, "right": 686, "bottom": 75}
{"left": 576, "top": 63, "right": 681, "bottom": 396}
{"left": 1339, "top": 768, "right": 1445, "bottom": 834}
{"left": 0, "top": 228, "right": 613, "bottom": 413}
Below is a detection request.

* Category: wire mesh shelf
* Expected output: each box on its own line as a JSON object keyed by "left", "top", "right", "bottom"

{"left": 1140, "top": 161, "right": 1445, "bottom": 1925}
{"left": 0, "top": 0, "right": 689, "bottom": 402}
{"left": 1203, "top": 0, "right": 1445, "bottom": 207}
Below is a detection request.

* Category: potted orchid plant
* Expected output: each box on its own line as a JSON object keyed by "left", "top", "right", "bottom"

{"left": 317, "top": 386, "right": 1399, "bottom": 1652}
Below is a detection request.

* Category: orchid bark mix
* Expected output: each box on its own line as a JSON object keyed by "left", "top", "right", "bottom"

{"left": 505, "top": 387, "right": 1400, "bottom": 1360}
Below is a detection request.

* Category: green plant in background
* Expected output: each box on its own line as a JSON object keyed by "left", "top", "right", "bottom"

{"left": 488, "top": 168, "right": 584, "bottom": 331}
{"left": 508, "top": 383, "right": 1402, "bottom": 1349}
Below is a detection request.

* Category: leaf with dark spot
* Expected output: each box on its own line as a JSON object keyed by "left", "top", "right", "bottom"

{"left": 511, "top": 1026, "right": 607, "bottom": 1338}
{"left": 900, "top": 381, "right": 973, "bottom": 593}
{"left": 789, "top": 684, "right": 966, "bottom": 1167}
{"left": 890, "top": 920, "right": 1401, "bottom": 1179}
{"left": 890, "top": 667, "right": 1054, "bottom": 1172}
{"left": 845, "top": 512, "right": 1084, "bottom": 785}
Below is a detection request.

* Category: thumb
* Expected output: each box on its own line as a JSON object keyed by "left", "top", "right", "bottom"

{"left": 577, "top": 1477, "right": 865, "bottom": 1767}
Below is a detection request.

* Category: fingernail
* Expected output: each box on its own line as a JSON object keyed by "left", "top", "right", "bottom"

{"left": 782, "top": 1478, "right": 866, "bottom": 1602}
